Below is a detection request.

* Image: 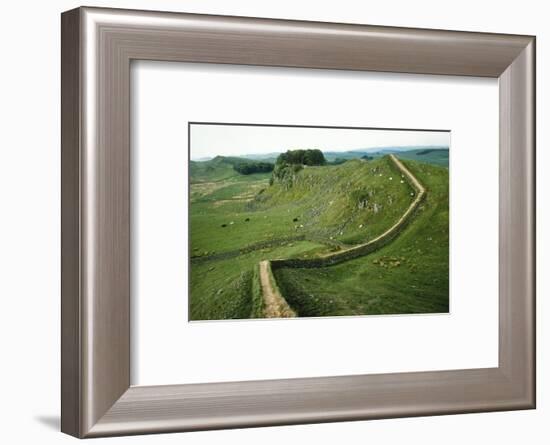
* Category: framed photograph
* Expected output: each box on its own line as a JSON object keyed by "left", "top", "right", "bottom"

{"left": 61, "top": 7, "right": 535, "bottom": 438}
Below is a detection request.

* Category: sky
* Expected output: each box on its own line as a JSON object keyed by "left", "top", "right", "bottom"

{"left": 189, "top": 124, "right": 450, "bottom": 160}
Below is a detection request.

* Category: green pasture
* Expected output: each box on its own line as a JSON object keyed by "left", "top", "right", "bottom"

{"left": 189, "top": 155, "right": 449, "bottom": 320}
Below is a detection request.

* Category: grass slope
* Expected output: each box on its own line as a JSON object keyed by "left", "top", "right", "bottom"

{"left": 272, "top": 160, "right": 449, "bottom": 317}
{"left": 189, "top": 156, "right": 416, "bottom": 320}
{"left": 190, "top": 241, "right": 325, "bottom": 320}
{"left": 191, "top": 157, "right": 415, "bottom": 258}
{"left": 189, "top": 155, "right": 267, "bottom": 183}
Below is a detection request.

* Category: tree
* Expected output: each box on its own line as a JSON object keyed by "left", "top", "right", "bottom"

{"left": 233, "top": 161, "right": 274, "bottom": 175}
{"left": 275, "top": 149, "right": 326, "bottom": 167}
{"left": 271, "top": 149, "right": 325, "bottom": 187}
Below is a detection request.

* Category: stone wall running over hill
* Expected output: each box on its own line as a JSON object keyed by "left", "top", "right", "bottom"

{"left": 260, "top": 154, "right": 427, "bottom": 317}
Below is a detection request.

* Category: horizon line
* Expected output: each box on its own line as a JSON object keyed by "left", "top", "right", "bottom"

{"left": 190, "top": 145, "right": 450, "bottom": 161}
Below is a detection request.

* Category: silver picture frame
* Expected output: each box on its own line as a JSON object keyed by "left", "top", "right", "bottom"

{"left": 61, "top": 6, "right": 535, "bottom": 438}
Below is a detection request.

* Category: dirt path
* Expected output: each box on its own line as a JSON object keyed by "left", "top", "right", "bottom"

{"left": 259, "top": 260, "right": 295, "bottom": 318}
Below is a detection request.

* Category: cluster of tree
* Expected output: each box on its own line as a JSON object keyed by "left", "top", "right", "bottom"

{"left": 270, "top": 149, "right": 326, "bottom": 187}
{"left": 276, "top": 149, "right": 326, "bottom": 167}
{"left": 361, "top": 154, "right": 374, "bottom": 161}
{"left": 232, "top": 161, "right": 274, "bottom": 175}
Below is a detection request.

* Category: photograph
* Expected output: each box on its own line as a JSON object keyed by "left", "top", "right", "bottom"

{"left": 189, "top": 123, "right": 450, "bottom": 320}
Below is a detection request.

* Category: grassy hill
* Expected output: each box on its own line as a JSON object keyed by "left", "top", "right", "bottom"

{"left": 255, "top": 158, "right": 416, "bottom": 245}
{"left": 272, "top": 160, "right": 449, "bottom": 316}
{"left": 189, "top": 156, "right": 242, "bottom": 183}
{"left": 189, "top": 156, "right": 419, "bottom": 320}
{"left": 191, "top": 157, "right": 415, "bottom": 257}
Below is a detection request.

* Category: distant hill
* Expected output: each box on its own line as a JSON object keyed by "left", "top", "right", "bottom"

{"left": 322, "top": 151, "right": 372, "bottom": 161}
{"left": 237, "top": 152, "right": 281, "bottom": 162}
{"left": 190, "top": 156, "right": 245, "bottom": 183}
{"left": 322, "top": 147, "right": 449, "bottom": 167}
{"left": 321, "top": 147, "right": 449, "bottom": 167}
{"left": 349, "top": 145, "right": 448, "bottom": 153}
{"left": 190, "top": 147, "right": 449, "bottom": 182}
{"left": 381, "top": 148, "right": 448, "bottom": 167}
{"left": 190, "top": 156, "right": 274, "bottom": 183}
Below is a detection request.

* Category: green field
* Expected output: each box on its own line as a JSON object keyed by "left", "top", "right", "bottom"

{"left": 189, "top": 152, "right": 449, "bottom": 320}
